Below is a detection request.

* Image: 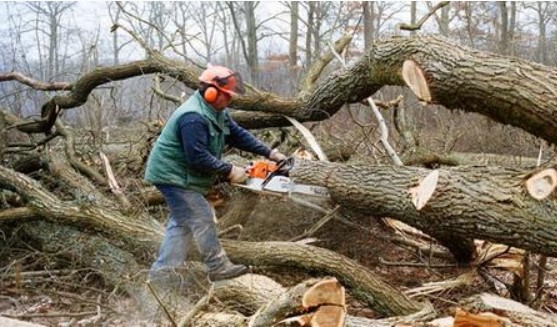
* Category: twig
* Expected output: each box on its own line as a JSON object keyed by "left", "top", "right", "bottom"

{"left": 1, "top": 269, "right": 74, "bottom": 280}
{"left": 99, "top": 151, "right": 132, "bottom": 212}
{"left": 330, "top": 43, "right": 403, "bottom": 166}
{"left": 379, "top": 258, "right": 458, "bottom": 268}
{"left": 397, "top": 1, "right": 450, "bottom": 32}
{"left": 478, "top": 267, "right": 510, "bottom": 296}
{"left": 46, "top": 290, "right": 116, "bottom": 313}
{"left": 333, "top": 215, "right": 451, "bottom": 260}
{"left": 4, "top": 311, "right": 97, "bottom": 319}
{"left": 287, "top": 196, "right": 329, "bottom": 214}
{"left": 76, "top": 294, "right": 103, "bottom": 325}
{"left": 5, "top": 131, "right": 61, "bottom": 151}
{"left": 37, "top": 279, "right": 107, "bottom": 295}
{"left": 115, "top": 3, "right": 203, "bottom": 68}
{"left": 177, "top": 285, "right": 214, "bottom": 327}
{"left": 218, "top": 224, "right": 243, "bottom": 236}
{"left": 413, "top": 293, "right": 459, "bottom": 305}
{"left": 111, "top": 23, "right": 150, "bottom": 53}
{"left": 289, "top": 206, "right": 340, "bottom": 242}
{"left": 146, "top": 280, "right": 178, "bottom": 327}
{"left": 152, "top": 74, "right": 182, "bottom": 104}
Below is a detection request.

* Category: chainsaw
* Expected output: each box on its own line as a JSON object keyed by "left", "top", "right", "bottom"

{"left": 234, "top": 157, "right": 330, "bottom": 198}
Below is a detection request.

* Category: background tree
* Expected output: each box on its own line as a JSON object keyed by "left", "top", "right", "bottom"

{"left": 1, "top": 3, "right": 557, "bottom": 323}
{"left": 25, "top": 2, "right": 76, "bottom": 80}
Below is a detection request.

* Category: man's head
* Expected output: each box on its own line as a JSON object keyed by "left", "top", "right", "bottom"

{"left": 199, "top": 64, "right": 245, "bottom": 110}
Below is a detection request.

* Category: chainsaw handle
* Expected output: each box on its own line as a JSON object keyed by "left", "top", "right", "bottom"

{"left": 275, "top": 157, "right": 295, "bottom": 175}
{"left": 262, "top": 157, "right": 294, "bottom": 187}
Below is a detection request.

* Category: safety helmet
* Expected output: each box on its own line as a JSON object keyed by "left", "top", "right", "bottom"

{"left": 199, "top": 64, "right": 245, "bottom": 96}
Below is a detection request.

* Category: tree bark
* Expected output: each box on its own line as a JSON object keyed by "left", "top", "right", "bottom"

{"left": 212, "top": 274, "right": 285, "bottom": 316}
{"left": 290, "top": 160, "right": 557, "bottom": 259}
{"left": 0, "top": 164, "right": 164, "bottom": 256}
{"left": 223, "top": 240, "right": 424, "bottom": 316}
{"left": 19, "top": 220, "right": 144, "bottom": 297}
{"left": 459, "top": 293, "right": 557, "bottom": 326}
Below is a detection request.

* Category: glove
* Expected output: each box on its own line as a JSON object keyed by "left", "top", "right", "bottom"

{"left": 269, "top": 149, "right": 286, "bottom": 163}
{"left": 227, "top": 166, "right": 248, "bottom": 184}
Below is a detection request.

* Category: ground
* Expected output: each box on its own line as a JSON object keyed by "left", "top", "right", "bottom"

{"left": 1, "top": 187, "right": 557, "bottom": 326}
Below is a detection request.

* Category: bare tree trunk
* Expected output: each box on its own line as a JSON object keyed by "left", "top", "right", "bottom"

{"left": 535, "top": 2, "right": 549, "bottom": 64}
{"left": 509, "top": 1, "right": 516, "bottom": 56}
{"left": 291, "top": 160, "right": 557, "bottom": 260}
{"left": 48, "top": 11, "right": 57, "bottom": 79}
{"left": 111, "top": 4, "right": 121, "bottom": 65}
{"left": 435, "top": 3, "right": 450, "bottom": 37}
{"left": 363, "top": 2, "right": 375, "bottom": 49}
{"left": 409, "top": 2, "right": 417, "bottom": 36}
{"left": 245, "top": 1, "right": 259, "bottom": 86}
{"left": 305, "top": 2, "right": 315, "bottom": 68}
{"left": 24, "top": 2, "right": 75, "bottom": 80}
{"left": 499, "top": 2, "right": 509, "bottom": 55}
{"left": 312, "top": 2, "right": 322, "bottom": 61}
{"left": 289, "top": 1, "right": 299, "bottom": 93}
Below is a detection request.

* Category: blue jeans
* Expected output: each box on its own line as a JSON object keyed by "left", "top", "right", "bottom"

{"left": 149, "top": 185, "right": 227, "bottom": 278}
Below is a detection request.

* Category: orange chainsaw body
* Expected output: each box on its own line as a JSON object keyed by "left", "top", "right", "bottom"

{"left": 246, "top": 160, "right": 277, "bottom": 179}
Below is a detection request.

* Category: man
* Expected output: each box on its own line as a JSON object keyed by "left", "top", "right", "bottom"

{"left": 145, "top": 64, "right": 285, "bottom": 282}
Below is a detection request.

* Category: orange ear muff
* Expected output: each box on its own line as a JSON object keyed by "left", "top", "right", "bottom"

{"left": 204, "top": 86, "right": 218, "bottom": 103}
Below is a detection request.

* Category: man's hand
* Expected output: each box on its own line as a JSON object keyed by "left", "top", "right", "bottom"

{"left": 227, "top": 166, "right": 248, "bottom": 183}
{"left": 269, "top": 149, "right": 287, "bottom": 162}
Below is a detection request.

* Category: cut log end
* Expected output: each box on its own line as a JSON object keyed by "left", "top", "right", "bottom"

{"left": 409, "top": 169, "right": 439, "bottom": 210}
{"left": 401, "top": 59, "right": 432, "bottom": 103}
{"left": 454, "top": 308, "right": 506, "bottom": 327}
{"left": 525, "top": 168, "right": 557, "bottom": 200}
{"left": 301, "top": 278, "right": 345, "bottom": 308}
{"left": 310, "top": 305, "right": 346, "bottom": 327}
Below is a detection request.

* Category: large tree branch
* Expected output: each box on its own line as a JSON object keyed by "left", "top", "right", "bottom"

{"left": 0, "top": 164, "right": 163, "bottom": 255}
{"left": 5, "top": 36, "right": 557, "bottom": 144}
{"left": 0, "top": 71, "right": 72, "bottom": 91}
{"left": 290, "top": 160, "right": 557, "bottom": 259}
{"left": 223, "top": 240, "right": 424, "bottom": 317}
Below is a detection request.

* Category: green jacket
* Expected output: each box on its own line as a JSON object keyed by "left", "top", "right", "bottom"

{"left": 144, "top": 91, "right": 229, "bottom": 194}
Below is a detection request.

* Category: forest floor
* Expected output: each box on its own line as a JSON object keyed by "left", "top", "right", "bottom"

{"left": 2, "top": 194, "right": 557, "bottom": 326}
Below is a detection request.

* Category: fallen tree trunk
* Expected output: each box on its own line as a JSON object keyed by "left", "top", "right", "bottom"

{"left": 195, "top": 276, "right": 434, "bottom": 327}
{"left": 212, "top": 274, "right": 285, "bottom": 316}
{"left": 249, "top": 278, "right": 345, "bottom": 327}
{"left": 458, "top": 293, "right": 557, "bottom": 326}
{"left": 223, "top": 240, "right": 424, "bottom": 316}
{"left": 18, "top": 220, "right": 144, "bottom": 297}
{"left": 0, "top": 164, "right": 424, "bottom": 317}
{"left": 291, "top": 160, "right": 557, "bottom": 260}
{"left": 0, "top": 165, "right": 164, "bottom": 256}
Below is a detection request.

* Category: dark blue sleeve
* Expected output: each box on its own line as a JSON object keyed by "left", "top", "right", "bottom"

{"left": 178, "top": 113, "right": 232, "bottom": 176}
{"left": 225, "top": 113, "right": 272, "bottom": 157}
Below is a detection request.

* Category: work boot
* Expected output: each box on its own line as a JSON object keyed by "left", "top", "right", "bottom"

{"left": 208, "top": 261, "right": 249, "bottom": 282}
